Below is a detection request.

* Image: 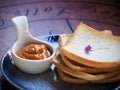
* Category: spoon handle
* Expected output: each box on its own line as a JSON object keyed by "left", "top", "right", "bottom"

{"left": 12, "top": 16, "right": 32, "bottom": 42}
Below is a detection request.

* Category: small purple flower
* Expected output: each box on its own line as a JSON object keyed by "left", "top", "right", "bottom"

{"left": 85, "top": 45, "right": 92, "bottom": 54}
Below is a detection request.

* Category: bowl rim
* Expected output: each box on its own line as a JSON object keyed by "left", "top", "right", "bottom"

{"left": 11, "top": 40, "right": 56, "bottom": 62}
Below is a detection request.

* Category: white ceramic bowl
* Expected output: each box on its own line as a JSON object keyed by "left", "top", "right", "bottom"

{"left": 11, "top": 39, "right": 56, "bottom": 74}
{"left": 11, "top": 16, "right": 56, "bottom": 74}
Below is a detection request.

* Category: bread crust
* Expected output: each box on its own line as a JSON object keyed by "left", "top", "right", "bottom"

{"left": 92, "top": 74, "right": 120, "bottom": 83}
{"left": 57, "top": 69, "right": 89, "bottom": 84}
{"left": 61, "top": 48, "right": 120, "bottom": 68}
{"left": 57, "top": 68, "right": 120, "bottom": 84}
{"left": 61, "top": 53, "right": 120, "bottom": 74}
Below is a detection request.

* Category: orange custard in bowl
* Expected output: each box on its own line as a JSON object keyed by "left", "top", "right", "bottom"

{"left": 16, "top": 43, "right": 51, "bottom": 60}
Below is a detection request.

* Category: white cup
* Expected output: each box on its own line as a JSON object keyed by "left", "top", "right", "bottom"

{"left": 11, "top": 16, "right": 56, "bottom": 74}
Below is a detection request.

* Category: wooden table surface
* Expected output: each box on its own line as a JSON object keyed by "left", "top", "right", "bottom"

{"left": 0, "top": 0, "right": 120, "bottom": 90}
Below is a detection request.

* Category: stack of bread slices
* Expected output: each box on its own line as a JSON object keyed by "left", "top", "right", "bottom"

{"left": 51, "top": 22, "right": 120, "bottom": 84}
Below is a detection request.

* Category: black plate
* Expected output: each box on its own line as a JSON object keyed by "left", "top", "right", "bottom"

{"left": 1, "top": 35, "right": 120, "bottom": 90}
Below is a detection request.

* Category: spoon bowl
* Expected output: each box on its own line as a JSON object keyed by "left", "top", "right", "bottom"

{"left": 11, "top": 16, "right": 56, "bottom": 74}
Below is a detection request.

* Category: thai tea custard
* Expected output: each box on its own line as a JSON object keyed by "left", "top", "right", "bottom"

{"left": 16, "top": 44, "right": 51, "bottom": 60}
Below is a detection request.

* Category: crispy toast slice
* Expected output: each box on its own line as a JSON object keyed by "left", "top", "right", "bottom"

{"left": 92, "top": 74, "right": 120, "bottom": 83}
{"left": 57, "top": 69, "right": 89, "bottom": 84}
{"left": 61, "top": 53, "right": 120, "bottom": 74}
{"left": 58, "top": 33, "right": 120, "bottom": 73}
{"left": 51, "top": 54, "right": 119, "bottom": 81}
{"left": 57, "top": 69, "right": 120, "bottom": 84}
{"left": 58, "top": 34, "right": 72, "bottom": 47}
{"left": 57, "top": 68, "right": 120, "bottom": 84}
{"left": 61, "top": 22, "right": 120, "bottom": 68}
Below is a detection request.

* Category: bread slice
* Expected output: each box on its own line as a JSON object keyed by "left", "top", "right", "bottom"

{"left": 61, "top": 53, "right": 120, "bottom": 74}
{"left": 92, "top": 74, "right": 120, "bottom": 83}
{"left": 58, "top": 34, "right": 72, "bottom": 47}
{"left": 58, "top": 68, "right": 120, "bottom": 84}
{"left": 57, "top": 69, "right": 89, "bottom": 84}
{"left": 61, "top": 22, "right": 120, "bottom": 68}
{"left": 51, "top": 54, "right": 119, "bottom": 81}
{"left": 58, "top": 34, "right": 120, "bottom": 73}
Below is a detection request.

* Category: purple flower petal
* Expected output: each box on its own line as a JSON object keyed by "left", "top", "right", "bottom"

{"left": 85, "top": 45, "right": 92, "bottom": 54}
